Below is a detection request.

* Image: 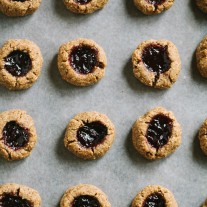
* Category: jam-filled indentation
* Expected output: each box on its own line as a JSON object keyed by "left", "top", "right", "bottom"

{"left": 142, "top": 44, "right": 171, "bottom": 74}
{"left": 0, "top": 193, "right": 32, "bottom": 207}
{"left": 146, "top": 114, "right": 173, "bottom": 150}
{"left": 3, "top": 121, "right": 29, "bottom": 150}
{"left": 143, "top": 193, "right": 166, "bottom": 207}
{"left": 69, "top": 45, "right": 98, "bottom": 74}
{"left": 73, "top": 195, "right": 100, "bottom": 207}
{"left": 4, "top": 50, "right": 32, "bottom": 77}
{"left": 77, "top": 121, "right": 107, "bottom": 148}
{"left": 146, "top": 0, "right": 166, "bottom": 6}
{"left": 74, "top": 0, "right": 92, "bottom": 4}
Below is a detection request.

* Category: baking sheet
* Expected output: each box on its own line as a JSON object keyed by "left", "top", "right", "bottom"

{"left": 1, "top": 0, "right": 207, "bottom": 206}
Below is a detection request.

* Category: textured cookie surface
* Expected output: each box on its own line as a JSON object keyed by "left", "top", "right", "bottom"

{"left": 203, "top": 198, "right": 207, "bottom": 207}
{"left": 60, "top": 184, "right": 111, "bottom": 207}
{"left": 0, "top": 39, "right": 43, "bottom": 90}
{"left": 132, "top": 107, "right": 182, "bottom": 160}
{"left": 196, "top": 35, "right": 207, "bottom": 77}
{"left": 0, "top": 183, "right": 41, "bottom": 207}
{"left": 58, "top": 38, "right": 107, "bottom": 87}
{"left": 0, "top": 109, "right": 37, "bottom": 161}
{"left": 133, "top": 0, "right": 174, "bottom": 15}
{"left": 64, "top": 111, "right": 115, "bottom": 160}
{"left": 0, "top": 0, "right": 41, "bottom": 16}
{"left": 198, "top": 118, "right": 207, "bottom": 155}
{"left": 196, "top": 0, "right": 207, "bottom": 13}
{"left": 63, "top": 0, "right": 108, "bottom": 14}
{"left": 132, "top": 185, "right": 178, "bottom": 207}
{"left": 132, "top": 39, "right": 181, "bottom": 89}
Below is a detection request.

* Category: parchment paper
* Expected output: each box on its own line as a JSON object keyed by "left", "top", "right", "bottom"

{"left": 0, "top": 0, "right": 207, "bottom": 206}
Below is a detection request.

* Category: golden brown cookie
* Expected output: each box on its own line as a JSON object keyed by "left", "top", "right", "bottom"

{"left": 63, "top": 0, "right": 108, "bottom": 14}
{"left": 132, "top": 39, "right": 181, "bottom": 89}
{"left": 0, "top": 109, "right": 37, "bottom": 161}
{"left": 196, "top": 35, "right": 207, "bottom": 77}
{"left": 58, "top": 38, "right": 107, "bottom": 87}
{"left": 132, "top": 107, "right": 182, "bottom": 160}
{"left": 133, "top": 0, "right": 174, "bottom": 15}
{"left": 132, "top": 185, "right": 178, "bottom": 207}
{"left": 196, "top": 0, "right": 207, "bottom": 13}
{"left": 60, "top": 184, "right": 111, "bottom": 207}
{"left": 64, "top": 111, "right": 115, "bottom": 160}
{"left": 0, "top": 0, "right": 41, "bottom": 17}
{"left": 203, "top": 198, "right": 207, "bottom": 207}
{"left": 198, "top": 118, "right": 207, "bottom": 155}
{"left": 0, "top": 39, "right": 43, "bottom": 90}
{"left": 0, "top": 183, "right": 41, "bottom": 207}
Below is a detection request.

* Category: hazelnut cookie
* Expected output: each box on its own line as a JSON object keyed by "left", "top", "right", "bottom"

{"left": 132, "top": 185, "right": 178, "bottom": 207}
{"left": 63, "top": 0, "right": 108, "bottom": 14}
{"left": 132, "top": 39, "right": 181, "bottom": 89}
{"left": 203, "top": 198, "right": 207, "bottom": 207}
{"left": 134, "top": 0, "right": 174, "bottom": 15}
{"left": 196, "top": 35, "right": 207, "bottom": 77}
{"left": 196, "top": 0, "right": 207, "bottom": 13}
{"left": 0, "top": 0, "right": 41, "bottom": 17}
{"left": 198, "top": 118, "right": 207, "bottom": 155}
{"left": 0, "top": 39, "right": 43, "bottom": 90}
{"left": 132, "top": 107, "right": 182, "bottom": 160}
{"left": 58, "top": 38, "right": 107, "bottom": 87}
{"left": 60, "top": 184, "right": 111, "bottom": 207}
{"left": 0, "top": 109, "right": 37, "bottom": 161}
{"left": 0, "top": 183, "right": 41, "bottom": 207}
{"left": 64, "top": 111, "right": 115, "bottom": 160}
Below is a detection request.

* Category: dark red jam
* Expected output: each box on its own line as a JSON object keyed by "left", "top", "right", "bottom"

{"left": 142, "top": 44, "right": 171, "bottom": 75}
{"left": 143, "top": 193, "right": 166, "bottom": 207}
{"left": 77, "top": 121, "right": 107, "bottom": 148}
{"left": 3, "top": 121, "right": 29, "bottom": 150}
{"left": 0, "top": 193, "right": 32, "bottom": 207}
{"left": 4, "top": 50, "right": 32, "bottom": 77}
{"left": 146, "top": 0, "right": 166, "bottom": 6}
{"left": 146, "top": 114, "right": 173, "bottom": 150}
{"left": 69, "top": 45, "right": 98, "bottom": 74}
{"left": 74, "top": 0, "right": 92, "bottom": 4}
{"left": 73, "top": 195, "right": 100, "bottom": 207}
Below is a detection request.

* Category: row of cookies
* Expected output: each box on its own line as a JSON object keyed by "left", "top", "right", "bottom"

{"left": 0, "top": 107, "right": 207, "bottom": 161}
{"left": 0, "top": 0, "right": 206, "bottom": 16}
{"left": 0, "top": 183, "right": 206, "bottom": 207}
{"left": 1, "top": 36, "right": 207, "bottom": 90}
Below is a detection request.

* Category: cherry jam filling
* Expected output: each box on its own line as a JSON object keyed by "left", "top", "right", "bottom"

{"left": 3, "top": 121, "right": 29, "bottom": 150}
{"left": 146, "top": 114, "right": 173, "bottom": 150}
{"left": 145, "top": 0, "right": 166, "bottom": 6}
{"left": 77, "top": 121, "right": 108, "bottom": 148}
{"left": 73, "top": 195, "right": 100, "bottom": 207}
{"left": 69, "top": 45, "right": 98, "bottom": 74}
{"left": 142, "top": 44, "right": 171, "bottom": 82}
{"left": 0, "top": 193, "right": 32, "bottom": 207}
{"left": 143, "top": 193, "right": 166, "bottom": 207}
{"left": 74, "top": 0, "right": 92, "bottom": 4}
{"left": 4, "top": 50, "right": 32, "bottom": 77}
